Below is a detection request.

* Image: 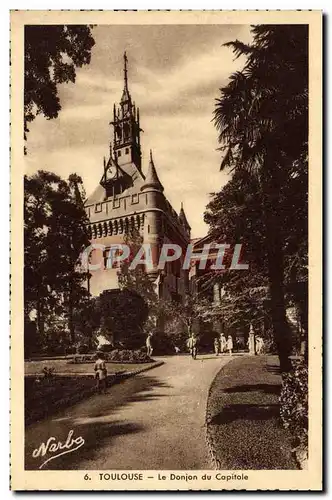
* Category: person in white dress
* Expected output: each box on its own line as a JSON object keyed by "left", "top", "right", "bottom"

{"left": 220, "top": 334, "right": 227, "bottom": 354}
{"left": 227, "top": 335, "right": 233, "bottom": 355}
{"left": 256, "top": 336, "right": 264, "bottom": 355}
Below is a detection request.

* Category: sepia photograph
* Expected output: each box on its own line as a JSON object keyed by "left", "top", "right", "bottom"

{"left": 10, "top": 10, "right": 322, "bottom": 491}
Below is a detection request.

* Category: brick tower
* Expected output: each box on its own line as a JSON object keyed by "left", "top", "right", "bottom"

{"left": 84, "top": 53, "right": 191, "bottom": 300}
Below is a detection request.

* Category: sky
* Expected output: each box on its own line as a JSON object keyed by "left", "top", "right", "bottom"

{"left": 25, "top": 24, "right": 252, "bottom": 238}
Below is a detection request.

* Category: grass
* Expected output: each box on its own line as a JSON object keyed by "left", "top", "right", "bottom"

{"left": 25, "top": 359, "right": 157, "bottom": 376}
{"left": 207, "top": 355, "right": 297, "bottom": 470}
{"left": 25, "top": 360, "right": 161, "bottom": 424}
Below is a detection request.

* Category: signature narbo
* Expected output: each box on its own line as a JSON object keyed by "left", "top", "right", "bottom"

{"left": 32, "top": 429, "right": 85, "bottom": 469}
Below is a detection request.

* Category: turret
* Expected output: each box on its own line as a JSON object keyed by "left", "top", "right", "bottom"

{"left": 141, "top": 151, "right": 164, "bottom": 282}
{"left": 141, "top": 150, "right": 164, "bottom": 193}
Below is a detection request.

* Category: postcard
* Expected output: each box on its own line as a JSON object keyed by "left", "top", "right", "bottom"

{"left": 10, "top": 10, "right": 322, "bottom": 491}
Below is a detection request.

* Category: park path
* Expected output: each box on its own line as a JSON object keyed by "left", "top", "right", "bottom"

{"left": 25, "top": 354, "right": 232, "bottom": 470}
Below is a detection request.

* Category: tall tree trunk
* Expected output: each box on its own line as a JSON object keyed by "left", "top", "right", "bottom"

{"left": 266, "top": 237, "right": 292, "bottom": 372}
{"left": 36, "top": 286, "right": 44, "bottom": 341}
{"left": 261, "top": 162, "right": 292, "bottom": 373}
{"left": 68, "top": 281, "right": 75, "bottom": 344}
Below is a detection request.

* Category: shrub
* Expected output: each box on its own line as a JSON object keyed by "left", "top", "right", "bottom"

{"left": 75, "top": 343, "right": 90, "bottom": 354}
{"left": 68, "top": 354, "right": 95, "bottom": 364}
{"left": 97, "top": 343, "right": 113, "bottom": 353}
{"left": 280, "top": 360, "right": 308, "bottom": 457}
{"left": 104, "top": 349, "right": 151, "bottom": 363}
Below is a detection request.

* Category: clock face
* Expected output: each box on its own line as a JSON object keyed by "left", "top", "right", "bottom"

{"left": 107, "top": 165, "right": 116, "bottom": 179}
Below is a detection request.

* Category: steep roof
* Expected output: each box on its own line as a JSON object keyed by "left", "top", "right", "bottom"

{"left": 140, "top": 150, "right": 164, "bottom": 192}
{"left": 179, "top": 202, "right": 191, "bottom": 230}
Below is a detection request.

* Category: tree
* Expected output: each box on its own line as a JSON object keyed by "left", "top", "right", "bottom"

{"left": 97, "top": 289, "right": 148, "bottom": 349}
{"left": 117, "top": 227, "right": 158, "bottom": 312}
{"left": 173, "top": 292, "right": 211, "bottom": 338}
{"left": 213, "top": 25, "right": 308, "bottom": 372}
{"left": 24, "top": 170, "right": 91, "bottom": 349}
{"left": 117, "top": 227, "right": 174, "bottom": 334}
{"left": 24, "top": 25, "right": 95, "bottom": 143}
{"left": 72, "top": 296, "right": 100, "bottom": 351}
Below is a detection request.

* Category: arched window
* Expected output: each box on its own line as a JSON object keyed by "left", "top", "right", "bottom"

{"left": 124, "top": 122, "right": 130, "bottom": 138}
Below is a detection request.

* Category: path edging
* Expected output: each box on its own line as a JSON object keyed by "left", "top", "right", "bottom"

{"left": 205, "top": 364, "right": 226, "bottom": 470}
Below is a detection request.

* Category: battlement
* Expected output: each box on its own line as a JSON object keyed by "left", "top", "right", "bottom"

{"left": 85, "top": 188, "right": 189, "bottom": 241}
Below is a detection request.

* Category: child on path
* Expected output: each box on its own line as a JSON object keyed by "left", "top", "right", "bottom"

{"left": 94, "top": 353, "right": 107, "bottom": 394}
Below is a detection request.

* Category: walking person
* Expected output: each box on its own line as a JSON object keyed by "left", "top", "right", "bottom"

{"left": 256, "top": 336, "right": 264, "bottom": 355}
{"left": 220, "top": 333, "right": 227, "bottom": 354}
{"left": 146, "top": 332, "right": 153, "bottom": 357}
{"left": 227, "top": 335, "right": 233, "bottom": 356}
{"left": 187, "top": 335, "right": 198, "bottom": 360}
{"left": 214, "top": 337, "right": 220, "bottom": 356}
{"left": 94, "top": 353, "right": 107, "bottom": 394}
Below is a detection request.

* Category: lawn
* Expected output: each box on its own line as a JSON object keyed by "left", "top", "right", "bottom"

{"left": 25, "top": 359, "right": 162, "bottom": 424}
{"left": 25, "top": 359, "right": 157, "bottom": 376}
{"left": 207, "top": 355, "right": 297, "bottom": 470}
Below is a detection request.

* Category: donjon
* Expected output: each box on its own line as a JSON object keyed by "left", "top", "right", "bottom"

{"left": 84, "top": 53, "right": 191, "bottom": 300}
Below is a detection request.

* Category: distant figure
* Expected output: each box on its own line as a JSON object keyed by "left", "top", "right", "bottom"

{"left": 220, "top": 334, "right": 227, "bottom": 354}
{"left": 94, "top": 354, "right": 107, "bottom": 394}
{"left": 256, "top": 336, "right": 264, "bottom": 355}
{"left": 174, "top": 346, "right": 180, "bottom": 354}
{"left": 187, "top": 335, "right": 198, "bottom": 360}
{"left": 146, "top": 333, "right": 153, "bottom": 357}
{"left": 214, "top": 337, "right": 220, "bottom": 356}
{"left": 235, "top": 337, "right": 244, "bottom": 352}
{"left": 227, "top": 335, "right": 233, "bottom": 355}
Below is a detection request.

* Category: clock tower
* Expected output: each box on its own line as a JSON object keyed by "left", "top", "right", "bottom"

{"left": 84, "top": 52, "right": 191, "bottom": 300}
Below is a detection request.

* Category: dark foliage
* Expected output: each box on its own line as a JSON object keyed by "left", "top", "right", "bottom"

{"left": 24, "top": 170, "right": 91, "bottom": 354}
{"left": 280, "top": 360, "right": 308, "bottom": 456}
{"left": 97, "top": 289, "right": 149, "bottom": 349}
{"left": 210, "top": 25, "right": 308, "bottom": 372}
{"left": 24, "top": 25, "right": 95, "bottom": 143}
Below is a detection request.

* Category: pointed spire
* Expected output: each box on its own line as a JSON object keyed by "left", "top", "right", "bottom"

{"left": 141, "top": 150, "right": 164, "bottom": 192}
{"left": 121, "top": 51, "right": 131, "bottom": 103}
{"left": 124, "top": 51, "right": 128, "bottom": 91}
{"left": 179, "top": 202, "right": 191, "bottom": 230}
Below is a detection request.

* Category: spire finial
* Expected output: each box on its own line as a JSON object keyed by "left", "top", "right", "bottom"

{"left": 150, "top": 149, "right": 153, "bottom": 162}
{"left": 181, "top": 201, "right": 184, "bottom": 210}
{"left": 124, "top": 51, "right": 128, "bottom": 91}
